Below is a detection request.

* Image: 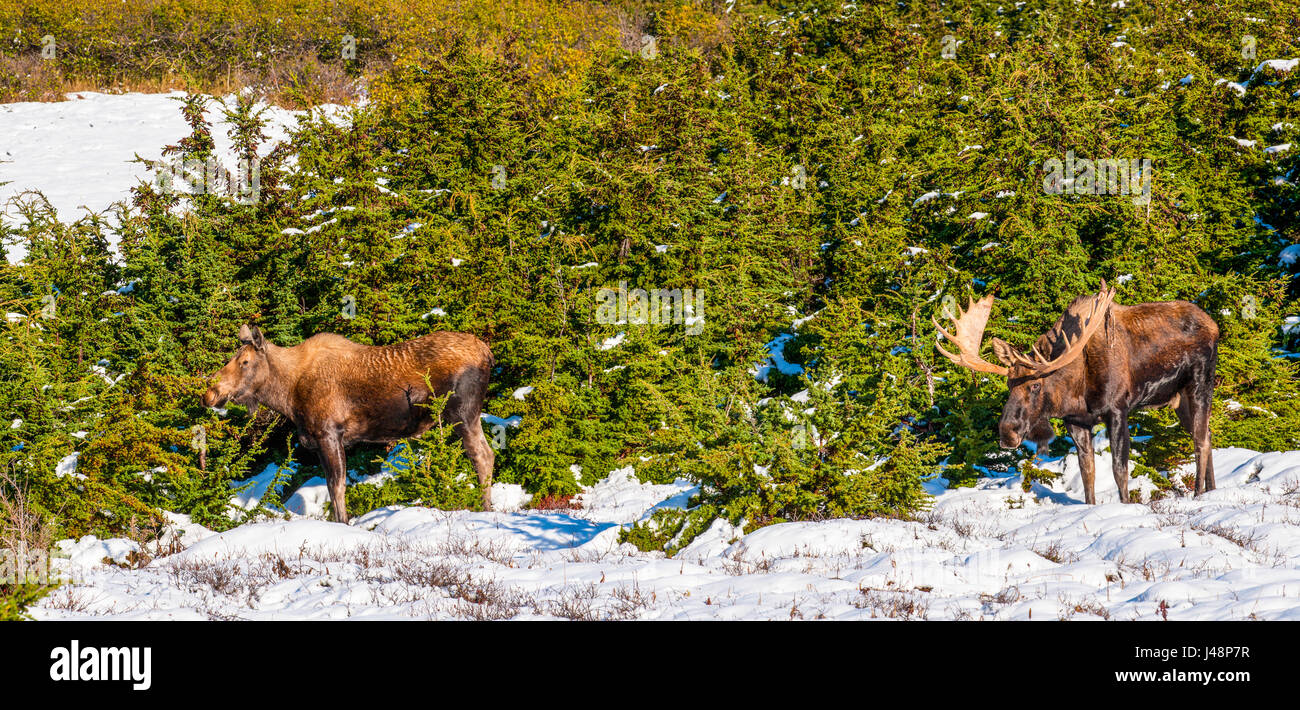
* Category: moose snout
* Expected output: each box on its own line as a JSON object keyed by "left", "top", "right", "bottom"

{"left": 998, "top": 417, "right": 1023, "bottom": 449}
{"left": 201, "top": 384, "right": 228, "bottom": 408}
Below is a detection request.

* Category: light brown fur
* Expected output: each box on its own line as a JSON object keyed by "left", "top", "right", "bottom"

{"left": 203, "top": 326, "right": 496, "bottom": 522}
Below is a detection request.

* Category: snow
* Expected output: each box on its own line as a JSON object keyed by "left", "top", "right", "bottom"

{"left": 32, "top": 446, "right": 1300, "bottom": 620}
{"left": 172, "top": 520, "right": 380, "bottom": 563}
{"left": 56, "top": 535, "right": 142, "bottom": 571}
{"left": 55, "top": 452, "right": 83, "bottom": 480}
{"left": 912, "top": 190, "right": 940, "bottom": 206}
{"left": 13, "top": 92, "right": 1300, "bottom": 621}
{"left": 750, "top": 333, "right": 804, "bottom": 381}
{"left": 490, "top": 483, "right": 532, "bottom": 512}
{"left": 229, "top": 462, "right": 293, "bottom": 514}
{"left": 597, "top": 332, "right": 626, "bottom": 351}
{"left": 157, "top": 512, "right": 217, "bottom": 550}
{"left": 1250, "top": 58, "right": 1300, "bottom": 78}
{"left": 1211, "top": 58, "right": 1300, "bottom": 101}
{"left": 482, "top": 413, "right": 521, "bottom": 430}
{"left": 1218, "top": 80, "right": 1248, "bottom": 97}
{"left": 0, "top": 91, "right": 347, "bottom": 262}
{"left": 573, "top": 465, "right": 695, "bottom": 523}
{"left": 284, "top": 477, "right": 331, "bottom": 516}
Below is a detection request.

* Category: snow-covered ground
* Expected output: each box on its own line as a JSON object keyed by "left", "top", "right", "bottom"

{"left": 7, "top": 91, "right": 1300, "bottom": 620}
{"left": 0, "top": 91, "right": 345, "bottom": 262}
{"left": 32, "top": 446, "right": 1300, "bottom": 621}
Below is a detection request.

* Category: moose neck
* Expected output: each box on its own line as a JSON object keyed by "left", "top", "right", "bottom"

{"left": 251, "top": 343, "right": 302, "bottom": 422}
{"left": 1050, "top": 360, "right": 1093, "bottom": 418}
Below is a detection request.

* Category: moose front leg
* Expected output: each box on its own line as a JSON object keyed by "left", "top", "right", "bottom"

{"left": 316, "top": 431, "right": 351, "bottom": 523}
{"left": 1065, "top": 421, "right": 1097, "bottom": 504}
{"left": 1106, "top": 410, "right": 1132, "bottom": 504}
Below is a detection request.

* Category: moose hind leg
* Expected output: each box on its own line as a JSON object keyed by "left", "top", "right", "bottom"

{"left": 447, "top": 365, "right": 496, "bottom": 511}
{"left": 1106, "top": 410, "right": 1132, "bottom": 504}
{"left": 318, "top": 432, "right": 351, "bottom": 524}
{"left": 458, "top": 418, "right": 496, "bottom": 511}
{"left": 1177, "top": 379, "right": 1216, "bottom": 495}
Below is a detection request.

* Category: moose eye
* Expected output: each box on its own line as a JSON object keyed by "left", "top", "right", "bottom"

{"left": 1030, "top": 382, "right": 1041, "bottom": 393}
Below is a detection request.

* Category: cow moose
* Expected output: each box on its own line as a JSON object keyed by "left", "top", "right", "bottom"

{"left": 202, "top": 325, "right": 497, "bottom": 523}
{"left": 933, "top": 281, "right": 1220, "bottom": 504}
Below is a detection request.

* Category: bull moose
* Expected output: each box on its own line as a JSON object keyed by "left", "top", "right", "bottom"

{"left": 202, "top": 325, "right": 497, "bottom": 523}
{"left": 934, "top": 281, "right": 1219, "bottom": 503}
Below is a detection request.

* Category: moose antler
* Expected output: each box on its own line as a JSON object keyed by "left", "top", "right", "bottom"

{"left": 995, "top": 281, "right": 1116, "bottom": 376}
{"left": 933, "top": 294, "right": 1009, "bottom": 376}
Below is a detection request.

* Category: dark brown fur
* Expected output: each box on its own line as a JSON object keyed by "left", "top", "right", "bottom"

{"left": 202, "top": 325, "right": 496, "bottom": 522}
{"left": 996, "top": 297, "right": 1219, "bottom": 504}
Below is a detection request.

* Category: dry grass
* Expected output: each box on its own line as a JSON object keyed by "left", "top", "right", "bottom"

{"left": 1059, "top": 596, "right": 1112, "bottom": 620}
{"left": 156, "top": 540, "right": 543, "bottom": 619}
{"left": 1190, "top": 520, "right": 1265, "bottom": 551}
{"left": 1033, "top": 540, "right": 1078, "bottom": 565}
{"left": 538, "top": 582, "right": 603, "bottom": 620}
{"left": 534, "top": 580, "right": 650, "bottom": 620}
{"left": 1, "top": 52, "right": 367, "bottom": 108}
{"left": 853, "top": 588, "right": 930, "bottom": 620}
{"left": 528, "top": 494, "right": 581, "bottom": 511}
{"left": 0, "top": 469, "right": 58, "bottom": 583}
{"left": 981, "top": 585, "right": 1022, "bottom": 606}
{"left": 39, "top": 584, "right": 96, "bottom": 612}
{"left": 0, "top": 0, "right": 731, "bottom": 106}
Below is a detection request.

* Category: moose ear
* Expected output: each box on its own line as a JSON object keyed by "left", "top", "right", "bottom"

{"left": 238, "top": 324, "right": 266, "bottom": 350}
{"left": 990, "top": 337, "right": 1020, "bottom": 368}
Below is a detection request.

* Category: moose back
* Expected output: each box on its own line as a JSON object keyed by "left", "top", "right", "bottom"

{"left": 202, "top": 325, "right": 496, "bottom": 522}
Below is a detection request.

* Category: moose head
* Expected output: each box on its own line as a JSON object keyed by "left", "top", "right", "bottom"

{"left": 201, "top": 324, "right": 271, "bottom": 409}
{"left": 933, "top": 282, "right": 1117, "bottom": 452}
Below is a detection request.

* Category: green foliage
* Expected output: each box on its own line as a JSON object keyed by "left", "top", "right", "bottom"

{"left": 619, "top": 503, "right": 722, "bottom": 556}
{"left": 343, "top": 412, "right": 485, "bottom": 518}
{"left": 0, "top": 583, "right": 55, "bottom": 620}
{"left": 619, "top": 508, "right": 690, "bottom": 553}
{"left": 676, "top": 376, "right": 941, "bottom": 531}
{"left": 238, "top": 436, "right": 300, "bottom": 520}
{"left": 2, "top": 1, "right": 1299, "bottom": 544}
{"left": 1019, "top": 460, "right": 1062, "bottom": 493}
